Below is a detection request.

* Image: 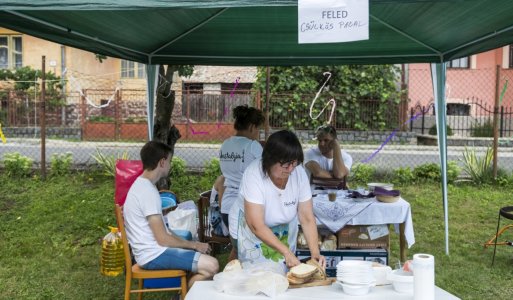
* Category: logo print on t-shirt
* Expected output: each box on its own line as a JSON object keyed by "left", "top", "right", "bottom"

{"left": 219, "top": 149, "right": 245, "bottom": 162}
{"left": 283, "top": 200, "right": 297, "bottom": 206}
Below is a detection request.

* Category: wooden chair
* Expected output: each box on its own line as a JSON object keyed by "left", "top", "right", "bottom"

{"left": 310, "top": 175, "right": 348, "bottom": 190}
{"left": 114, "top": 204, "right": 188, "bottom": 300}
{"left": 197, "top": 190, "right": 231, "bottom": 255}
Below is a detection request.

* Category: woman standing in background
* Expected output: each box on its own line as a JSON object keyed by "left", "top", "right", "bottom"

{"left": 219, "top": 105, "right": 265, "bottom": 260}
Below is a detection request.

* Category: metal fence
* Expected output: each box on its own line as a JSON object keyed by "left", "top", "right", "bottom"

{"left": 410, "top": 98, "right": 513, "bottom": 137}
{"left": 1, "top": 66, "right": 513, "bottom": 175}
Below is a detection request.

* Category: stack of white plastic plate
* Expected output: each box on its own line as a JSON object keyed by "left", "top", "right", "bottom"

{"left": 336, "top": 260, "right": 376, "bottom": 296}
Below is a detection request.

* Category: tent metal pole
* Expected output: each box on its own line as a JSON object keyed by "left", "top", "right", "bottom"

{"left": 145, "top": 63, "right": 158, "bottom": 141}
{"left": 431, "top": 62, "right": 449, "bottom": 255}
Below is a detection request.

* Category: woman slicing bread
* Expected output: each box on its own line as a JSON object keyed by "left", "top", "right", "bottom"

{"left": 229, "top": 130, "right": 325, "bottom": 269}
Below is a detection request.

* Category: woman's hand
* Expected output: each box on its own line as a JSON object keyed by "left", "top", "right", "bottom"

{"left": 311, "top": 254, "right": 326, "bottom": 269}
{"left": 284, "top": 250, "right": 301, "bottom": 268}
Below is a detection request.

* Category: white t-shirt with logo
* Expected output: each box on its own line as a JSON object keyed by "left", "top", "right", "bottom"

{"left": 219, "top": 136, "right": 263, "bottom": 214}
{"left": 229, "top": 159, "right": 312, "bottom": 238}
{"left": 123, "top": 177, "right": 166, "bottom": 266}
{"left": 304, "top": 146, "right": 353, "bottom": 179}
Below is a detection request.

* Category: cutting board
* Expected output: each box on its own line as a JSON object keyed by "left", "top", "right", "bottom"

{"left": 288, "top": 278, "right": 335, "bottom": 289}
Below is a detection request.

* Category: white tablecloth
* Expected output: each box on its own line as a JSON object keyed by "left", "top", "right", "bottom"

{"left": 185, "top": 281, "right": 460, "bottom": 300}
{"left": 314, "top": 193, "right": 415, "bottom": 248}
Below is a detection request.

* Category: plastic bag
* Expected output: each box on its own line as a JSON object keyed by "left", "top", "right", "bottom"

{"left": 213, "top": 261, "right": 289, "bottom": 298}
{"left": 114, "top": 160, "right": 143, "bottom": 205}
{"left": 166, "top": 201, "right": 198, "bottom": 240}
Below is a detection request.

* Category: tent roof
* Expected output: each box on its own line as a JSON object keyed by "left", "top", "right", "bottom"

{"left": 1, "top": 0, "right": 513, "bottom": 66}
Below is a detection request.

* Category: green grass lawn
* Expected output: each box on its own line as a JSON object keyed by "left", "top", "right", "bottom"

{"left": 0, "top": 172, "right": 512, "bottom": 299}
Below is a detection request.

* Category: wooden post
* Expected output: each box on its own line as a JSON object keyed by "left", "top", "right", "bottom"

{"left": 115, "top": 89, "right": 121, "bottom": 140}
{"left": 492, "top": 65, "right": 500, "bottom": 179}
{"left": 400, "top": 64, "right": 409, "bottom": 131}
{"left": 40, "top": 56, "right": 46, "bottom": 179}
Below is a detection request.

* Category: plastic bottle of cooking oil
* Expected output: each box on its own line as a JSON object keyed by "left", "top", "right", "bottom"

{"left": 100, "top": 226, "right": 124, "bottom": 276}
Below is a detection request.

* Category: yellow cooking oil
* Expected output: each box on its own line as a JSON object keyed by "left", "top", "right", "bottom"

{"left": 100, "top": 227, "right": 124, "bottom": 276}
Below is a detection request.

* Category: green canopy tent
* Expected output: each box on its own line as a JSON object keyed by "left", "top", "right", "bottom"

{"left": 2, "top": 0, "right": 513, "bottom": 256}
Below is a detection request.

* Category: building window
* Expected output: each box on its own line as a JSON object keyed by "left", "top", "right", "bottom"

{"left": 121, "top": 60, "right": 145, "bottom": 78}
{"left": 447, "top": 57, "right": 469, "bottom": 68}
{"left": 0, "top": 35, "right": 22, "bottom": 69}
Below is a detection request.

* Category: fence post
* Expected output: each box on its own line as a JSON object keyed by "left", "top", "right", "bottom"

{"left": 186, "top": 87, "right": 190, "bottom": 140}
{"left": 409, "top": 107, "right": 414, "bottom": 132}
{"left": 421, "top": 105, "right": 425, "bottom": 135}
{"left": 400, "top": 64, "right": 408, "bottom": 131}
{"left": 500, "top": 106, "right": 504, "bottom": 138}
{"left": 80, "top": 90, "right": 86, "bottom": 141}
{"left": 492, "top": 65, "right": 500, "bottom": 178}
{"left": 115, "top": 89, "right": 121, "bottom": 141}
{"left": 40, "top": 56, "right": 47, "bottom": 179}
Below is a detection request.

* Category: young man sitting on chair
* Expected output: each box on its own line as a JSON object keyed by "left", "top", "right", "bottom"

{"left": 124, "top": 141, "right": 219, "bottom": 288}
{"left": 304, "top": 125, "right": 353, "bottom": 190}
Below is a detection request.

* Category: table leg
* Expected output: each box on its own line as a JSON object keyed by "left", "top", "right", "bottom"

{"left": 399, "top": 222, "right": 407, "bottom": 263}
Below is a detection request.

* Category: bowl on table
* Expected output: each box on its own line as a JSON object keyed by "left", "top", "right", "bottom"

{"left": 387, "top": 269, "right": 413, "bottom": 293}
{"left": 367, "top": 183, "right": 394, "bottom": 192}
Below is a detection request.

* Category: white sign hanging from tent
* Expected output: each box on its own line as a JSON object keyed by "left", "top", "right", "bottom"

{"left": 298, "top": 0, "right": 369, "bottom": 44}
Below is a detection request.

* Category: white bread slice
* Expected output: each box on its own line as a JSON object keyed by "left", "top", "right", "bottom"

{"left": 290, "top": 263, "right": 318, "bottom": 279}
{"left": 223, "top": 259, "right": 242, "bottom": 272}
{"left": 287, "top": 272, "right": 310, "bottom": 285}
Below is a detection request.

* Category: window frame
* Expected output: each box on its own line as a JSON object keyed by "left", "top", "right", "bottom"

{"left": 447, "top": 57, "right": 469, "bottom": 69}
{"left": 0, "top": 35, "right": 23, "bottom": 70}
{"left": 120, "top": 59, "right": 146, "bottom": 79}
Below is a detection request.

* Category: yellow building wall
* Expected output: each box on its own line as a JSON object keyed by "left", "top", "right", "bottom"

{"left": 0, "top": 27, "right": 147, "bottom": 93}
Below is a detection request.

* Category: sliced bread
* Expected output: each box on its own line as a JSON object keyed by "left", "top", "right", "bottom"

{"left": 306, "top": 259, "right": 326, "bottom": 280}
{"left": 286, "top": 272, "right": 310, "bottom": 285}
{"left": 289, "top": 263, "right": 318, "bottom": 279}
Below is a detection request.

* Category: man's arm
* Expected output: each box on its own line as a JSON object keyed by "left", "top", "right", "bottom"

{"left": 147, "top": 215, "right": 210, "bottom": 254}
{"left": 330, "top": 139, "right": 349, "bottom": 179}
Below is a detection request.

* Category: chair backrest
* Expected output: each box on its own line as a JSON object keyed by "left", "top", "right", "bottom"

{"left": 310, "top": 175, "right": 348, "bottom": 190}
{"left": 197, "top": 190, "right": 211, "bottom": 242}
{"left": 114, "top": 204, "right": 133, "bottom": 276}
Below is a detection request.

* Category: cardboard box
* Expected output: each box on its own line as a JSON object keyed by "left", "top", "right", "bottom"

{"left": 296, "top": 249, "right": 388, "bottom": 278}
{"left": 336, "top": 225, "right": 389, "bottom": 249}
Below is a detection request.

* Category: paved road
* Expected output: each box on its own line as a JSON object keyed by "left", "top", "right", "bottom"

{"left": 1, "top": 138, "right": 512, "bottom": 171}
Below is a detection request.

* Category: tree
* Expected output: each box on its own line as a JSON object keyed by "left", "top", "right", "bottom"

{"left": 253, "top": 65, "right": 403, "bottom": 130}
{"left": 153, "top": 65, "right": 193, "bottom": 189}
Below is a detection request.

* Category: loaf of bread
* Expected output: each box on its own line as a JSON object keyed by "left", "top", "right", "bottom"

{"left": 223, "top": 259, "right": 242, "bottom": 272}
{"left": 289, "top": 263, "right": 318, "bottom": 279}
{"left": 306, "top": 259, "right": 326, "bottom": 280}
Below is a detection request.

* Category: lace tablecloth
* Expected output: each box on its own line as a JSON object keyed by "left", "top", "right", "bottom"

{"left": 313, "top": 191, "right": 415, "bottom": 248}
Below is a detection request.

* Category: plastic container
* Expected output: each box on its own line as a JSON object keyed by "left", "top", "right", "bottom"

{"left": 100, "top": 226, "right": 124, "bottom": 277}
{"left": 387, "top": 269, "right": 413, "bottom": 293}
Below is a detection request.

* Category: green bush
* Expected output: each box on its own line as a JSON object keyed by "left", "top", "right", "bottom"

{"left": 428, "top": 124, "right": 453, "bottom": 136}
{"left": 3, "top": 152, "right": 33, "bottom": 177}
{"left": 470, "top": 121, "right": 494, "bottom": 137}
{"left": 413, "top": 163, "right": 440, "bottom": 181}
{"left": 88, "top": 116, "right": 114, "bottom": 123}
{"left": 170, "top": 156, "right": 187, "bottom": 178}
{"left": 392, "top": 167, "right": 415, "bottom": 184}
{"left": 350, "top": 163, "right": 376, "bottom": 184}
{"left": 412, "top": 161, "right": 460, "bottom": 183}
{"left": 50, "top": 152, "right": 73, "bottom": 176}
{"left": 199, "top": 158, "right": 221, "bottom": 191}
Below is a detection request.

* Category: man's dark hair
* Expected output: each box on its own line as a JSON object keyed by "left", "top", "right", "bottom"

{"left": 140, "top": 141, "right": 173, "bottom": 171}
{"left": 261, "top": 130, "right": 303, "bottom": 176}
{"left": 315, "top": 124, "right": 337, "bottom": 138}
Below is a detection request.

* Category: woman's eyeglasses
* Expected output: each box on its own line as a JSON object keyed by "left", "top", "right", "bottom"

{"left": 279, "top": 160, "right": 299, "bottom": 169}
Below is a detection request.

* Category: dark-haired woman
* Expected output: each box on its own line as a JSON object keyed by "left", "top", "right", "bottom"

{"left": 230, "top": 130, "right": 325, "bottom": 269}
{"left": 219, "top": 105, "right": 264, "bottom": 259}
